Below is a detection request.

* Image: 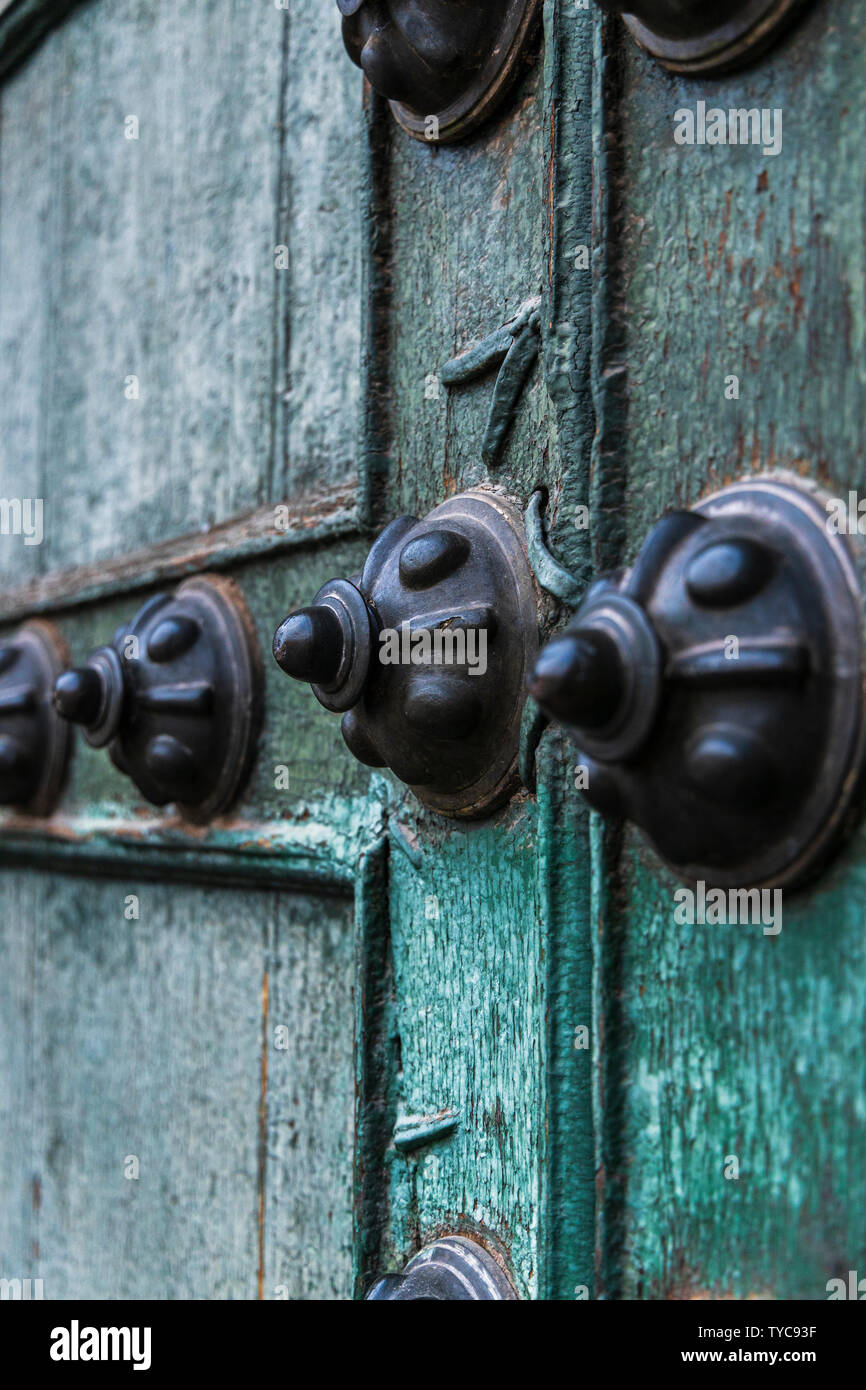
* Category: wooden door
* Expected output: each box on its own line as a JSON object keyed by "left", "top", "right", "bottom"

{"left": 0, "top": 0, "right": 863, "bottom": 1303}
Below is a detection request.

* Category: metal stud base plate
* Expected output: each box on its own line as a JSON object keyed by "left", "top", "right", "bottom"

{"left": 366, "top": 1236, "right": 518, "bottom": 1300}
{"left": 273, "top": 489, "right": 539, "bottom": 819}
{"left": 619, "top": 0, "right": 811, "bottom": 74}
{"left": 55, "top": 575, "right": 261, "bottom": 820}
{"left": 0, "top": 621, "right": 71, "bottom": 815}
{"left": 688, "top": 479, "right": 865, "bottom": 888}
{"left": 530, "top": 477, "right": 866, "bottom": 891}
{"left": 339, "top": 0, "right": 542, "bottom": 145}
{"left": 366, "top": 491, "right": 539, "bottom": 817}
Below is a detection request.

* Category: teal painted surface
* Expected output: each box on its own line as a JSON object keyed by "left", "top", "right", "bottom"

{"left": 0, "top": 0, "right": 600, "bottom": 1302}
{"left": 590, "top": 0, "right": 866, "bottom": 1297}
{"left": 0, "top": 872, "right": 355, "bottom": 1299}
{"left": 0, "top": 0, "right": 362, "bottom": 584}
{"left": 2, "top": 0, "right": 859, "bottom": 1304}
{"left": 383, "top": 806, "right": 547, "bottom": 1297}
{"left": 385, "top": 56, "right": 552, "bottom": 520}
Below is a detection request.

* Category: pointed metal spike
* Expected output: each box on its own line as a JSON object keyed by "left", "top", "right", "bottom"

{"left": 272, "top": 606, "right": 345, "bottom": 685}
{"left": 528, "top": 628, "right": 625, "bottom": 730}
{"left": 54, "top": 667, "right": 105, "bottom": 727}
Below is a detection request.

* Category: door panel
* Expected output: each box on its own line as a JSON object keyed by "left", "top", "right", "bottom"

{"left": 0, "top": 0, "right": 361, "bottom": 582}
{"left": 0, "top": 0, "right": 862, "bottom": 1304}
{"left": 387, "top": 84, "right": 550, "bottom": 518}
{"left": 0, "top": 0, "right": 368, "bottom": 1303}
{"left": 0, "top": 871, "right": 354, "bottom": 1299}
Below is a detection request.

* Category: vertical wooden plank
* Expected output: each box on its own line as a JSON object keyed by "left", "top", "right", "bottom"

{"left": 30, "top": 875, "right": 263, "bottom": 1298}
{"left": 536, "top": 738, "right": 596, "bottom": 1301}
{"left": 385, "top": 811, "right": 547, "bottom": 1297}
{"left": 542, "top": 0, "right": 598, "bottom": 585}
{"left": 264, "top": 890, "right": 355, "bottom": 1301}
{"left": 533, "top": 2, "right": 615, "bottom": 1299}
{"left": 280, "top": 2, "right": 363, "bottom": 502}
{"left": 0, "top": 38, "right": 57, "bottom": 587}
{"left": 351, "top": 836, "right": 397, "bottom": 1296}
{"left": 613, "top": 856, "right": 866, "bottom": 1299}
{"left": 0, "top": 873, "right": 36, "bottom": 1278}
{"left": 385, "top": 56, "right": 551, "bottom": 519}
{"left": 601, "top": 0, "right": 866, "bottom": 1297}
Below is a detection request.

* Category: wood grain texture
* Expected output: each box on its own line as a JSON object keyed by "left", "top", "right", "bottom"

{"left": 6, "top": 0, "right": 858, "bottom": 1306}
{"left": 596, "top": 0, "right": 866, "bottom": 1298}
{"left": 615, "top": 0, "right": 864, "bottom": 543}
{"left": 0, "top": 871, "right": 354, "bottom": 1299}
{"left": 0, "top": 486, "right": 358, "bottom": 623}
{"left": 0, "top": 0, "right": 369, "bottom": 1304}
{"left": 383, "top": 800, "right": 547, "bottom": 1298}
{"left": 0, "top": 0, "right": 362, "bottom": 583}
{"left": 345, "top": 5, "right": 601, "bottom": 1299}
{"left": 0, "top": 539, "right": 376, "bottom": 842}
{"left": 384, "top": 54, "right": 555, "bottom": 521}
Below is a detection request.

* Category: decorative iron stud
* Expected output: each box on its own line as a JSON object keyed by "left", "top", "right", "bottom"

{"left": 337, "top": 0, "right": 542, "bottom": 143}
{"left": 273, "top": 490, "right": 538, "bottom": 818}
{"left": 529, "top": 478, "right": 866, "bottom": 890}
{"left": 0, "top": 621, "right": 71, "bottom": 815}
{"left": 54, "top": 575, "right": 261, "bottom": 820}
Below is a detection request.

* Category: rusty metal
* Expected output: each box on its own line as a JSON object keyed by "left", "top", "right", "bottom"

{"left": 337, "top": 0, "right": 542, "bottom": 143}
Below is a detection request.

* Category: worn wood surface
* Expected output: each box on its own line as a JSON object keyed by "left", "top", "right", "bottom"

{"left": 0, "top": 871, "right": 355, "bottom": 1299}
{"left": 3, "top": 0, "right": 860, "bottom": 1304}
{"left": 0, "top": 0, "right": 600, "bottom": 1302}
{"left": 0, "top": 0, "right": 367, "bottom": 1303}
{"left": 385, "top": 59, "right": 554, "bottom": 521}
{"left": 592, "top": 0, "right": 866, "bottom": 1298}
{"left": 2, "top": 540, "right": 375, "bottom": 826}
{"left": 383, "top": 803, "right": 547, "bottom": 1296}
{"left": 0, "top": 0, "right": 361, "bottom": 584}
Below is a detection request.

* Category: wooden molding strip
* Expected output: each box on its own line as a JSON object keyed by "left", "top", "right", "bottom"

{"left": 0, "top": 484, "right": 361, "bottom": 622}
{"left": 0, "top": 811, "right": 373, "bottom": 889}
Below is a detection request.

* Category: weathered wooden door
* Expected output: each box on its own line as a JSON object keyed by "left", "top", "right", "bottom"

{"left": 0, "top": 0, "right": 863, "bottom": 1303}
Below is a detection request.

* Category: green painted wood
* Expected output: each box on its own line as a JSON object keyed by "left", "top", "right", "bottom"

{"left": 0, "top": 0, "right": 602, "bottom": 1302}
{"left": 4, "top": 0, "right": 857, "bottom": 1306}
{"left": 345, "top": 3, "right": 601, "bottom": 1300}
{"left": 384, "top": 58, "right": 553, "bottom": 522}
{"left": 0, "top": 0, "right": 362, "bottom": 585}
{"left": 0, "top": 871, "right": 354, "bottom": 1299}
{"left": 0, "top": 540, "right": 375, "bottom": 841}
{"left": 383, "top": 804, "right": 547, "bottom": 1297}
{"left": 0, "top": 0, "right": 369, "bottom": 1305}
{"left": 591, "top": 0, "right": 866, "bottom": 1298}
